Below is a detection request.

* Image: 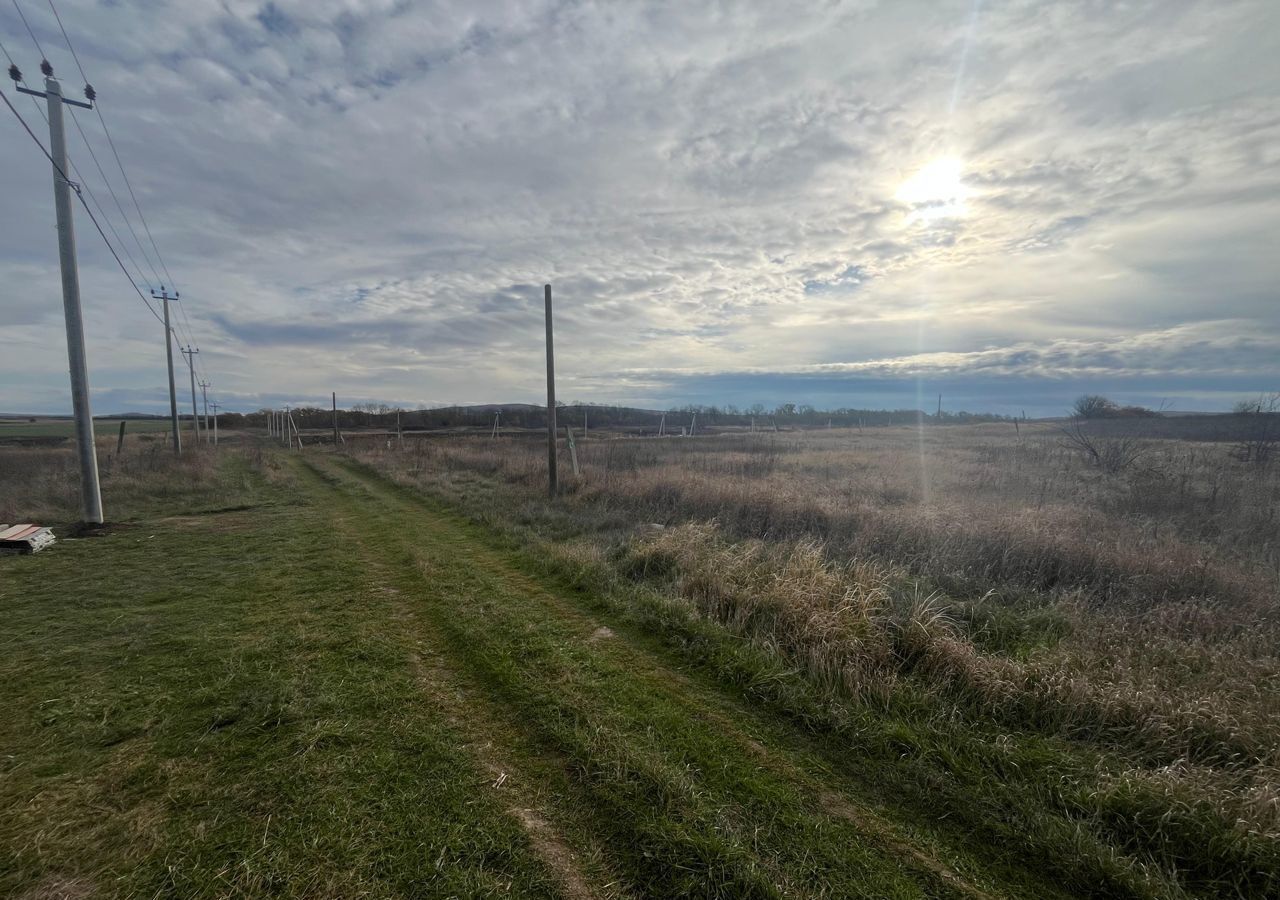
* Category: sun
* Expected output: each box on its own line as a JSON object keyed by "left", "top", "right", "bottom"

{"left": 896, "top": 156, "right": 969, "bottom": 222}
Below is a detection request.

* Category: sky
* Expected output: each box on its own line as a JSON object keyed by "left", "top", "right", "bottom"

{"left": 1, "top": 0, "right": 1277, "bottom": 417}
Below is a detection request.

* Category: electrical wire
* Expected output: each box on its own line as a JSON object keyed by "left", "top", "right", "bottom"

{"left": 14, "top": 2, "right": 205, "bottom": 375}
{"left": 1, "top": 83, "right": 164, "bottom": 328}
{"left": 0, "top": 33, "right": 18, "bottom": 66}
{"left": 46, "top": 0, "right": 177, "bottom": 292}
{"left": 41, "top": 0, "right": 168, "bottom": 289}
{"left": 10, "top": 0, "right": 45, "bottom": 62}
{"left": 67, "top": 107, "right": 163, "bottom": 285}
{"left": 43, "top": 1, "right": 199, "bottom": 364}
{"left": 4, "top": 38, "right": 156, "bottom": 294}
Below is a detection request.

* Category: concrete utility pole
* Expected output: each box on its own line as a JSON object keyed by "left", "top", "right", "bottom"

{"left": 181, "top": 346, "right": 200, "bottom": 444}
{"left": 21, "top": 72, "right": 102, "bottom": 522}
{"left": 199, "top": 380, "right": 211, "bottom": 441}
{"left": 332, "top": 392, "right": 338, "bottom": 447}
{"left": 152, "top": 288, "right": 182, "bottom": 455}
{"left": 544, "top": 283, "right": 557, "bottom": 497}
{"left": 210, "top": 402, "right": 220, "bottom": 447}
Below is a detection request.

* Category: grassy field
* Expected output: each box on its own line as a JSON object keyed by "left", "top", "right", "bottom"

{"left": 1, "top": 427, "right": 1277, "bottom": 897}
{"left": 0, "top": 417, "right": 177, "bottom": 440}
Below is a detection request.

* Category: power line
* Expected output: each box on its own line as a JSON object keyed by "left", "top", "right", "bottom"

{"left": 39, "top": 0, "right": 167, "bottom": 288}
{"left": 1, "top": 83, "right": 164, "bottom": 328}
{"left": 11, "top": 4, "right": 204, "bottom": 373}
{"left": 43, "top": 0, "right": 85, "bottom": 84}
{"left": 10, "top": 1, "right": 46, "bottom": 62}
{"left": 68, "top": 106, "right": 162, "bottom": 285}
{"left": 35, "top": 1, "right": 197, "bottom": 360}
{"left": 43, "top": 4, "right": 178, "bottom": 294}
{"left": 5, "top": 45, "right": 156, "bottom": 296}
{"left": 13, "top": 98, "right": 155, "bottom": 293}
{"left": 0, "top": 34, "right": 18, "bottom": 67}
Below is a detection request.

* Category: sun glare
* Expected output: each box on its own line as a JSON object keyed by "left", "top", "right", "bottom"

{"left": 896, "top": 156, "right": 969, "bottom": 222}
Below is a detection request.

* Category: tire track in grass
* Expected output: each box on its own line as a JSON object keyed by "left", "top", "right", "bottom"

{"left": 301, "top": 454, "right": 1001, "bottom": 899}
{"left": 329, "top": 455, "right": 1013, "bottom": 900}
{"left": 321, "top": 493, "right": 621, "bottom": 900}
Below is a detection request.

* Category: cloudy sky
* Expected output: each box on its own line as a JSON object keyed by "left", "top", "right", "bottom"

{"left": 1, "top": 0, "right": 1277, "bottom": 416}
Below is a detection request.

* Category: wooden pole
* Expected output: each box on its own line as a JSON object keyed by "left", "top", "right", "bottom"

{"left": 544, "top": 283, "right": 557, "bottom": 497}
{"left": 332, "top": 392, "right": 338, "bottom": 447}
{"left": 116, "top": 420, "right": 126, "bottom": 455}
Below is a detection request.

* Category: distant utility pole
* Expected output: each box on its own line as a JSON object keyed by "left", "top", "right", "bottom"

{"left": 285, "top": 405, "right": 291, "bottom": 449}
{"left": 544, "top": 283, "right": 557, "bottom": 497}
{"left": 332, "top": 392, "right": 338, "bottom": 447}
{"left": 210, "top": 402, "right": 220, "bottom": 447}
{"left": 199, "top": 380, "right": 211, "bottom": 441}
{"left": 151, "top": 287, "right": 182, "bottom": 455}
{"left": 180, "top": 346, "right": 199, "bottom": 444}
{"left": 937, "top": 393, "right": 942, "bottom": 421}
{"left": 17, "top": 69, "right": 102, "bottom": 522}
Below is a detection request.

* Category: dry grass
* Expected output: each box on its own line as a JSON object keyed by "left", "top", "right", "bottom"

{"left": 0, "top": 436, "right": 253, "bottom": 524}
{"left": 350, "top": 423, "right": 1280, "bottom": 889}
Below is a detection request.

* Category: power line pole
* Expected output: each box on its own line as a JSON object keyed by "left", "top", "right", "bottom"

{"left": 332, "top": 392, "right": 338, "bottom": 448}
{"left": 199, "top": 379, "right": 211, "bottom": 442}
{"left": 181, "top": 346, "right": 199, "bottom": 444}
{"left": 210, "top": 401, "right": 220, "bottom": 447}
{"left": 151, "top": 287, "right": 182, "bottom": 455}
{"left": 544, "top": 283, "right": 557, "bottom": 498}
{"left": 18, "top": 70, "right": 102, "bottom": 522}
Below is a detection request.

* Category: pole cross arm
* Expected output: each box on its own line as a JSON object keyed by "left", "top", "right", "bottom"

{"left": 15, "top": 84, "right": 93, "bottom": 108}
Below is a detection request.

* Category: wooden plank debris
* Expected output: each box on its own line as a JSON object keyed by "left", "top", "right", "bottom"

{"left": 0, "top": 523, "right": 56, "bottom": 554}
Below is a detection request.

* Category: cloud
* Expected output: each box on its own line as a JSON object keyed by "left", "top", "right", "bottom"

{"left": 1, "top": 0, "right": 1276, "bottom": 415}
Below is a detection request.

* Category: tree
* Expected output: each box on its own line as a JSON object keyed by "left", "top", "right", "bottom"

{"left": 1072, "top": 395, "right": 1117, "bottom": 419}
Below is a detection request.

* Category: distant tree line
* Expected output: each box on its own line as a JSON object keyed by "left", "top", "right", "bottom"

{"left": 217, "top": 401, "right": 1013, "bottom": 432}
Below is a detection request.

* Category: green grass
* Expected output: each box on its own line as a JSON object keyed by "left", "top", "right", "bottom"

{"left": 0, "top": 417, "right": 177, "bottom": 439}
{"left": 0, "top": 453, "right": 563, "bottom": 898}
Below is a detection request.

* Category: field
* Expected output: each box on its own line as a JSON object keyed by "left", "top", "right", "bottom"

{"left": 0, "top": 417, "right": 176, "bottom": 441}
{"left": 1, "top": 423, "right": 1277, "bottom": 898}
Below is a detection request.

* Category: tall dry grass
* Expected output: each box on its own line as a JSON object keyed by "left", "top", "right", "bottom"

{"left": 351, "top": 425, "right": 1280, "bottom": 876}
{"left": 0, "top": 436, "right": 235, "bottom": 523}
